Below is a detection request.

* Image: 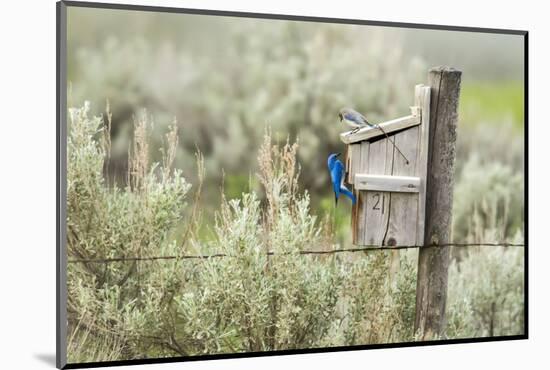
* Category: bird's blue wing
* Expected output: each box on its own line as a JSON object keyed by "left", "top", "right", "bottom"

{"left": 344, "top": 110, "right": 370, "bottom": 126}
{"left": 343, "top": 112, "right": 360, "bottom": 124}
{"left": 334, "top": 159, "right": 356, "bottom": 205}
{"left": 331, "top": 161, "right": 343, "bottom": 196}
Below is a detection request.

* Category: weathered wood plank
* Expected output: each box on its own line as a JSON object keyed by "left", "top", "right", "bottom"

{"left": 414, "top": 66, "right": 461, "bottom": 340}
{"left": 340, "top": 108, "right": 421, "bottom": 144}
{"left": 352, "top": 142, "right": 368, "bottom": 245}
{"left": 344, "top": 145, "right": 350, "bottom": 184}
{"left": 354, "top": 174, "right": 420, "bottom": 193}
{"left": 350, "top": 85, "right": 431, "bottom": 249}
{"left": 384, "top": 124, "right": 420, "bottom": 283}
{"left": 347, "top": 144, "right": 361, "bottom": 185}
{"left": 361, "top": 138, "right": 392, "bottom": 246}
{"left": 351, "top": 89, "right": 426, "bottom": 247}
{"left": 416, "top": 84, "right": 431, "bottom": 246}
{"left": 383, "top": 125, "right": 420, "bottom": 248}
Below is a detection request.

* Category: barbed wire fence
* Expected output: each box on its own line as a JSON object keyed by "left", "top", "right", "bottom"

{"left": 67, "top": 242, "right": 525, "bottom": 264}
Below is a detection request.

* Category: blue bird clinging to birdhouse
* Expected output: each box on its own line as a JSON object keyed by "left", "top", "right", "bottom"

{"left": 327, "top": 153, "right": 356, "bottom": 205}
{"left": 338, "top": 107, "right": 410, "bottom": 164}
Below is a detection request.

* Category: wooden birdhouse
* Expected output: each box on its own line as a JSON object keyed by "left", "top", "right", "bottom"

{"left": 342, "top": 84, "right": 431, "bottom": 247}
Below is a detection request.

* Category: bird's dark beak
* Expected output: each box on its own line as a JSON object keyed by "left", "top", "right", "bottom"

{"left": 336, "top": 153, "right": 341, "bottom": 157}
{"left": 338, "top": 113, "right": 342, "bottom": 121}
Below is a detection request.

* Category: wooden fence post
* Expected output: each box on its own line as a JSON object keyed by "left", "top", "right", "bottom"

{"left": 414, "top": 66, "right": 462, "bottom": 339}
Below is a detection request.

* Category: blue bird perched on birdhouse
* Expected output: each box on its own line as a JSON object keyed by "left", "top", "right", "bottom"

{"left": 327, "top": 153, "right": 356, "bottom": 205}
{"left": 338, "top": 107, "right": 410, "bottom": 164}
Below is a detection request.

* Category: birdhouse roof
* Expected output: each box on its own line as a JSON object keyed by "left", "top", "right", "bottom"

{"left": 339, "top": 106, "right": 421, "bottom": 144}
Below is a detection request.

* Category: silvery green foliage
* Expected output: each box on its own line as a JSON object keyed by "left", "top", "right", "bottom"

{"left": 453, "top": 152, "right": 524, "bottom": 243}
{"left": 66, "top": 102, "right": 524, "bottom": 363}
{"left": 66, "top": 113, "right": 345, "bottom": 360}
{"left": 180, "top": 135, "right": 343, "bottom": 352}
{"left": 65, "top": 110, "right": 422, "bottom": 361}
{"left": 340, "top": 250, "right": 417, "bottom": 345}
{"left": 448, "top": 103, "right": 524, "bottom": 340}
{"left": 183, "top": 192, "right": 341, "bottom": 352}
{"left": 69, "top": 22, "right": 425, "bottom": 196}
{"left": 446, "top": 244, "right": 524, "bottom": 338}
{"left": 455, "top": 121, "right": 524, "bottom": 176}
{"left": 67, "top": 104, "right": 192, "bottom": 361}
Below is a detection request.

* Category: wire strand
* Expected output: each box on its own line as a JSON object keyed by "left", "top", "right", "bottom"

{"left": 67, "top": 243, "right": 525, "bottom": 264}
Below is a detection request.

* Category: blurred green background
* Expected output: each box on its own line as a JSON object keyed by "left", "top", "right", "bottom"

{"left": 67, "top": 7, "right": 524, "bottom": 244}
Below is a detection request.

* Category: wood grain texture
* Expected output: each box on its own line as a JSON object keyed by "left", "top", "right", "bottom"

{"left": 416, "top": 85, "right": 431, "bottom": 246}
{"left": 384, "top": 114, "right": 420, "bottom": 283}
{"left": 383, "top": 125, "right": 419, "bottom": 247}
{"left": 414, "top": 67, "right": 461, "bottom": 340}
{"left": 354, "top": 174, "right": 420, "bottom": 193}
{"left": 340, "top": 111, "right": 421, "bottom": 144}
{"left": 351, "top": 142, "right": 368, "bottom": 244}
{"left": 362, "top": 138, "right": 392, "bottom": 246}
{"left": 346, "top": 144, "right": 360, "bottom": 185}
{"left": 348, "top": 86, "right": 430, "bottom": 248}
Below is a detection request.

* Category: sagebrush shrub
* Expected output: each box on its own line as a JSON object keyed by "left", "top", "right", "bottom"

{"left": 446, "top": 244, "right": 524, "bottom": 338}
{"left": 66, "top": 102, "right": 524, "bottom": 362}
{"left": 453, "top": 151, "right": 524, "bottom": 243}
{"left": 67, "top": 103, "right": 192, "bottom": 361}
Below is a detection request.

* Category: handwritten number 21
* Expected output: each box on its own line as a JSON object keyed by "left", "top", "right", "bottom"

{"left": 373, "top": 193, "right": 385, "bottom": 214}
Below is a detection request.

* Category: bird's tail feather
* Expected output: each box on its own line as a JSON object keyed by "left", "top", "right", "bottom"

{"left": 340, "top": 186, "right": 356, "bottom": 205}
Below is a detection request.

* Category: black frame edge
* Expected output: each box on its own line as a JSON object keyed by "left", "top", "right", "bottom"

{"left": 57, "top": 1, "right": 68, "bottom": 369}
{"left": 523, "top": 32, "right": 529, "bottom": 339}
{"left": 63, "top": 335, "right": 527, "bottom": 369}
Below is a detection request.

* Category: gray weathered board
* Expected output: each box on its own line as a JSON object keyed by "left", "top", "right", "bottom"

{"left": 343, "top": 84, "right": 431, "bottom": 247}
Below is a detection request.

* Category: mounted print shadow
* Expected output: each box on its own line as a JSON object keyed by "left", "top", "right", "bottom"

{"left": 57, "top": 1, "right": 527, "bottom": 368}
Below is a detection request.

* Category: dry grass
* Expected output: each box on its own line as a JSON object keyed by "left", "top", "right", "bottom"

{"left": 128, "top": 110, "right": 150, "bottom": 192}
